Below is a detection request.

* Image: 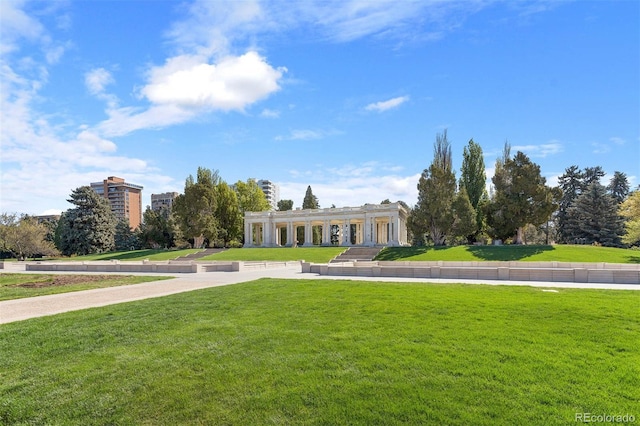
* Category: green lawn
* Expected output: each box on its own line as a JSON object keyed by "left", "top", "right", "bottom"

{"left": 0, "top": 274, "right": 172, "bottom": 301}
{"left": 47, "top": 248, "right": 201, "bottom": 262}
{"left": 377, "top": 244, "right": 640, "bottom": 264}
{"left": 1, "top": 279, "right": 638, "bottom": 425}
{"left": 200, "top": 247, "right": 346, "bottom": 263}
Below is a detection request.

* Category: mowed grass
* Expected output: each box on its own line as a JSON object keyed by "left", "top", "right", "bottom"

{"left": 200, "top": 247, "right": 346, "bottom": 263}
{"left": 1, "top": 279, "right": 638, "bottom": 425}
{"left": 48, "top": 248, "right": 201, "bottom": 262}
{"left": 377, "top": 244, "right": 640, "bottom": 264}
{"left": 0, "top": 273, "right": 172, "bottom": 301}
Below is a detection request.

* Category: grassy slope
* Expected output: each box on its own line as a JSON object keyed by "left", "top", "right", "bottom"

{"left": 0, "top": 274, "right": 172, "bottom": 301}
{"left": 46, "top": 248, "right": 202, "bottom": 262}
{"left": 200, "top": 247, "right": 346, "bottom": 263}
{"left": 1, "top": 279, "right": 638, "bottom": 425}
{"left": 376, "top": 245, "right": 640, "bottom": 264}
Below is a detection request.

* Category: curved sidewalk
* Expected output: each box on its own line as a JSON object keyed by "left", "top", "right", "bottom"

{"left": 1, "top": 266, "right": 639, "bottom": 325}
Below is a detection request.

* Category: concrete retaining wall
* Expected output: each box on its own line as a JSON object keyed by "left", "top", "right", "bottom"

{"left": 302, "top": 261, "right": 640, "bottom": 284}
{"left": 8, "top": 260, "right": 302, "bottom": 274}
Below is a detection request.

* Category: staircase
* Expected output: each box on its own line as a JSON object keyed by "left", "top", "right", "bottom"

{"left": 330, "top": 247, "right": 383, "bottom": 263}
{"left": 174, "top": 248, "right": 226, "bottom": 261}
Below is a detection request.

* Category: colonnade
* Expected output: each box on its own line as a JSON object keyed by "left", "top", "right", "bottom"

{"left": 244, "top": 203, "right": 409, "bottom": 247}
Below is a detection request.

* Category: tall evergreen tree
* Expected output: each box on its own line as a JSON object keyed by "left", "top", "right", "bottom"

{"left": 607, "top": 171, "right": 630, "bottom": 204}
{"left": 459, "top": 138, "right": 486, "bottom": 240}
{"left": 302, "top": 186, "right": 320, "bottom": 209}
{"left": 565, "top": 182, "right": 623, "bottom": 247}
{"left": 114, "top": 220, "right": 140, "bottom": 251}
{"left": 582, "top": 166, "right": 605, "bottom": 188}
{"left": 55, "top": 186, "right": 117, "bottom": 255}
{"left": 301, "top": 186, "right": 320, "bottom": 244}
{"left": 485, "top": 151, "right": 560, "bottom": 244}
{"left": 556, "top": 165, "right": 584, "bottom": 243}
{"left": 412, "top": 130, "right": 456, "bottom": 245}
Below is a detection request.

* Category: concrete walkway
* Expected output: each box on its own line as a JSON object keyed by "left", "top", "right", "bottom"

{"left": 1, "top": 266, "right": 639, "bottom": 325}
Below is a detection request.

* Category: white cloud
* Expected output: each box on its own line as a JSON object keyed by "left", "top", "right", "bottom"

{"left": 512, "top": 142, "right": 563, "bottom": 158}
{"left": 279, "top": 161, "right": 419, "bottom": 208}
{"left": 591, "top": 142, "right": 610, "bottom": 155}
{"left": 365, "top": 95, "right": 409, "bottom": 112}
{"left": 0, "top": 0, "right": 45, "bottom": 55}
{"left": 85, "top": 68, "right": 114, "bottom": 96}
{"left": 275, "top": 129, "right": 324, "bottom": 141}
{"left": 141, "top": 51, "right": 285, "bottom": 110}
{"left": 260, "top": 108, "right": 280, "bottom": 118}
{"left": 609, "top": 136, "right": 625, "bottom": 145}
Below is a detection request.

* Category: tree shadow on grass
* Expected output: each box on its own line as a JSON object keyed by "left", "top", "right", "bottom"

{"left": 624, "top": 255, "right": 640, "bottom": 264}
{"left": 375, "top": 246, "right": 431, "bottom": 261}
{"left": 73, "top": 249, "right": 170, "bottom": 261}
{"left": 466, "top": 245, "right": 555, "bottom": 261}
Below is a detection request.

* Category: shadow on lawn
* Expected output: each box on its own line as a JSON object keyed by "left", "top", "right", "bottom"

{"left": 624, "top": 255, "right": 640, "bottom": 264}
{"left": 466, "top": 245, "right": 555, "bottom": 261}
{"left": 69, "top": 249, "right": 169, "bottom": 261}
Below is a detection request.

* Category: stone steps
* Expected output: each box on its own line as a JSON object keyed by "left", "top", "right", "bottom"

{"left": 174, "top": 248, "right": 226, "bottom": 261}
{"left": 330, "top": 247, "right": 383, "bottom": 263}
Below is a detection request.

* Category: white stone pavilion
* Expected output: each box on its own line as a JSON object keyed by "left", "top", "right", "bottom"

{"left": 244, "top": 202, "right": 409, "bottom": 247}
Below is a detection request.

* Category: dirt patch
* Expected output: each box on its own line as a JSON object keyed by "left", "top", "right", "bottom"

{"left": 14, "top": 275, "right": 123, "bottom": 288}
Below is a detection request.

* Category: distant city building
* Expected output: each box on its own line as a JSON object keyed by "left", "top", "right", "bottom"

{"left": 33, "top": 214, "right": 61, "bottom": 223}
{"left": 257, "top": 179, "right": 279, "bottom": 210}
{"left": 151, "top": 192, "right": 179, "bottom": 212}
{"left": 90, "top": 176, "right": 143, "bottom": 229}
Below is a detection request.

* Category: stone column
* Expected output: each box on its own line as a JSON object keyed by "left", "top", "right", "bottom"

{"left": 243, "top": 220, "right": 253, "bottom": 247}
{"left": 304, "top": 221, "right": 313, "bottom": 246}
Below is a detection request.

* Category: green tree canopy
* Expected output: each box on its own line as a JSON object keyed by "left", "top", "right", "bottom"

{"left": 173, "top": 167, "right": 220, "bottom": 248}
{"left": 486, "top": 150, "right": 560, "bottom": 244}
{"left": 215, "top": 182, "right": 243, "bottom": 246}
{"left": 607, "top": 171, "right": 630, "bottom": 204}
{"left": 114, "top": 220, "right": 140, "bottom": 251}
{"left": 412, "top": 130, "right": 456, "bottom": 245}
{"left": 277, "top": 199, "right": 294, "bottom": 211}
{"left": 235, "top": 179, "right": 271, "bottom": 215}
{"left": 302, "top": 186, "right": 320, "bottom": 209}
{"left": 620, "top": 190, "right": 640, "bottom": 246}
{"left": 55, "top": 186, "right": 117, "bottom": 255}
{"left": 0, "top": 214, "right": 59, "bottom": 260}
{"left": 565, "top": 182, "right": 624, "bottom": 247}
{"left": 460, "top": 138, "right": 487, "bottom": 241}
{"left": 138, "top": 206, "right": 179, "bottom": 249}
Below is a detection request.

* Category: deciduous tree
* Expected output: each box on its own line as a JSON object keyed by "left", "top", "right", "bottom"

{"left": 173, "top": 168, "right": 220, "bottom": 248}
{"left": 0, "top": 214, "right": 59, "bottom": 260}
{"left": 235, "top": 179, "right": 271, "bottom": 214}
{"left": 215, "top": 182, "right": 243, "bottom": 246}
{"left": 620, "top": 190, "right": 640, "bottom": 246}
{"left": 277, "top": 199, "right": 294, "bottom": 211}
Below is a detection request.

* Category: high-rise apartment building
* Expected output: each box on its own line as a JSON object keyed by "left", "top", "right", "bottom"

{"left": 151, "top": 192, "right": 179, "bottom": 212}
{"left": 257, "top": 179, "right": 279, "bottom": 210}
{"left": 90, "top": 176, "right": 143, "bottom": 229}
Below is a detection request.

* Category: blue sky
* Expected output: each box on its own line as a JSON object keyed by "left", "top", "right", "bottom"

{"left": 1, "top": 0, "right": 638, "bottom": 215}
